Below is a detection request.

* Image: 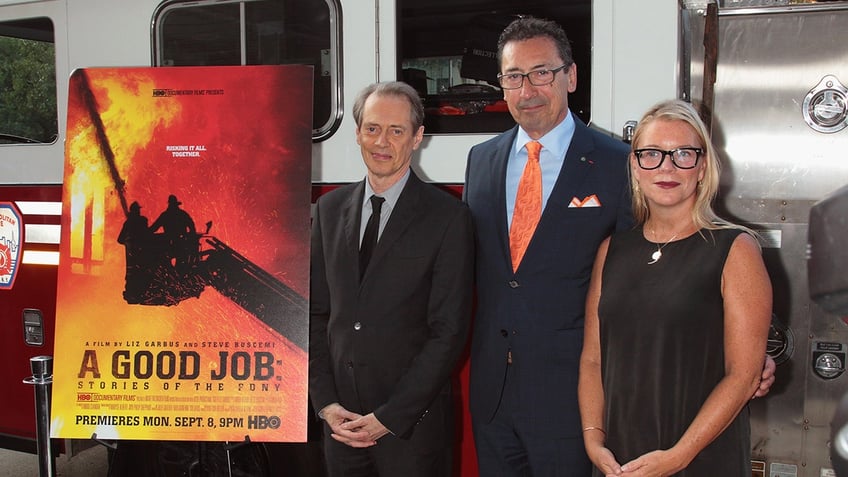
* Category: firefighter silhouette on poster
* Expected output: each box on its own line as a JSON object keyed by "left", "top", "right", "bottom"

{"left": 118, "top": 194, "right": 205, "bottom": 306}
{"left": 117, "top": 201, "right": 153, "bottom": 303}
{"left": 149, "top": 194, "right": 197, "bottom": 273}
{"left": 115, "top": 190, "right": 307, "bottom": 347}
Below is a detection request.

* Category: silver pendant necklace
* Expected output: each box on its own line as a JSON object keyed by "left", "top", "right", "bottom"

{"left": 648, "top": 230, "right": 679, "bottom": 265}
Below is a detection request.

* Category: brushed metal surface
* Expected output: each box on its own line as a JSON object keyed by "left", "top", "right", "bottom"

{"left": 682, "top": 4, "right": 848, "bottom": 476}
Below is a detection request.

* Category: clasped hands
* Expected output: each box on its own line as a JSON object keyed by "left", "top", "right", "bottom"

{"left": 588, "top": 357, "right": 778, "bottom": 476}
{"left": 590, "top": 447, "right": 687, "bottom": 477}
{"left": 321, "top": 403, "right": 391, "bottom": 448}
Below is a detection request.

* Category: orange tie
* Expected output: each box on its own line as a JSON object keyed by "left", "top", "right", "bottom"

{"left": 509, "top": 141, "right": 542, "bottom": 272}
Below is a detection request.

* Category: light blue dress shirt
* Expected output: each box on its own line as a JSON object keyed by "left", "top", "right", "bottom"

{"left": 505, "top": 111, "right": 576, "bottom": 230}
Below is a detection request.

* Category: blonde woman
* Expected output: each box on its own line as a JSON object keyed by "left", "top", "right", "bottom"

{"left": 578, "top": 99, "right": 772, "bottom": 476}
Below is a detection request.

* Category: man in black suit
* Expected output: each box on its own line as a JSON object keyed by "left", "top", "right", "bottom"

{"left": 309, "top": 81, "right": 474, "bottom": 476}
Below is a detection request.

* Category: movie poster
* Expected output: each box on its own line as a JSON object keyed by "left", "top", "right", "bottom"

{"left": 50, "top": 65, "right": 313, "bottom": 442}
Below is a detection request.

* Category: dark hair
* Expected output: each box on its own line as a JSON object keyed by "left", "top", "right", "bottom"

{"left": 497, "top": 16, "right": 574, "bottom": 69}
{"left": 352, "top": 81, "right": 424, "bottom": 131}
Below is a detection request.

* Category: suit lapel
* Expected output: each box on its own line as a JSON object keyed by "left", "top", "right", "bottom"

{"left": 493, "top": 128, "right": 517, "bottom": 270}
{"left": 360, "top": 171, "right": 423, "bottom": 282}
{"left": 344, "top": 181, "right": 366, "bottom": 282}
{"left": 543, "top": 118, "right": 595, "bottom": 221}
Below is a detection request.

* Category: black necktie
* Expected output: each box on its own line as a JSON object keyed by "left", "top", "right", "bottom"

{"left": 359, "top": 195, "right": 385, "bottom": 279}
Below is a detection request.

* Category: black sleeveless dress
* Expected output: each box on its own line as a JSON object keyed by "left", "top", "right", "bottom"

{"left": 596, "top": 227, "right": 749, "bottom": 476}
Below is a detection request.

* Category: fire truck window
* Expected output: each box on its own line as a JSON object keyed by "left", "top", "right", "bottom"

{"left": 153, "top": 0, "right": 341, "bottom": 141}
{"left": 0, "top": 17, "right": 58, "bottom": 145}
{"left": 397, "top": 0, "right": 591, "bottom": 135}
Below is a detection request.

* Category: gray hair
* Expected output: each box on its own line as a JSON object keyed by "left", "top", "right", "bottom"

{"left": 352, "top": 81, "right": 425, "bottom": 131}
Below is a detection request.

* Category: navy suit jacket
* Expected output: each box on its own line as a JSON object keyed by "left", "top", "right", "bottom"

{"left": 464, "top": 116, "right": 632, "bottom": 436}
{"left": 309, "top": 171, "right": 474, "bottom": 439}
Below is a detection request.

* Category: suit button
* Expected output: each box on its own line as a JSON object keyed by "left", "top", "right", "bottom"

{"left": 508, "top": 280, "right": 519, "bottom": 288}
{"left": 353, "top": 322, "right": 362, "bottom": 331}
{"left": 500, "top": 329, "right": 508, "bottom": 337}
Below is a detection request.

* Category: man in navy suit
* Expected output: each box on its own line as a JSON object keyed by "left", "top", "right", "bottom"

{"left": 310, "top": 81, "right": 474, "bottom": 476}
{"left": 464, "top": 17, "right": 774, "bottom": 477}
{"left": 463, "top": 17, "right": 631, "bottom": 476}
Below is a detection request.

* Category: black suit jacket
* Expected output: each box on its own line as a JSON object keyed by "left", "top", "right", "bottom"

{"left": 464, "top": 116, "right": 632, "bottom": 436}
{"left": 309, "top": 170, "right": 474, "bottom": 439}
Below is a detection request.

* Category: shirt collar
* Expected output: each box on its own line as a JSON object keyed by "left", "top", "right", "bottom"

{"left": 363, "top": 168, "right": 410, "bottom": 211}
{"left": 514, "top": 110, "right": 575, "bottom": 158}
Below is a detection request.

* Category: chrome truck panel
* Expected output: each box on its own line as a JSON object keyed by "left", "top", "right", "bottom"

{"left": 684, "top": 3, "right": 848, "bottom": 476}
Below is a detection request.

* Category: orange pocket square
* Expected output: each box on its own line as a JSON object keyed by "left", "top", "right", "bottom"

{"left": 568, "top": 195, "right": 601, "bottom": 208}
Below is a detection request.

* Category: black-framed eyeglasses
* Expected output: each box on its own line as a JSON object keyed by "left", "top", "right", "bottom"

{"left": 633, "top": 147, "right": 703, "bottom": 170}
{"left": 496, "top": 64, "right": 570, "bottom": 90}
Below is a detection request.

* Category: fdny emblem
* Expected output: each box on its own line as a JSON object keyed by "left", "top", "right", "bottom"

{"left": 0, "top": 202, "right": 23, "bottom": 290}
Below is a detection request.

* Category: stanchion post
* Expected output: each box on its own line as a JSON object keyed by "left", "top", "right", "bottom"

{"left": 23, "top": 355, "right": 56, "bottom": 477}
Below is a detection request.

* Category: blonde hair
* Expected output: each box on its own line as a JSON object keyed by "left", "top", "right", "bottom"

{"left": 630, "top": 99, "right": 742, "bottom": 234}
